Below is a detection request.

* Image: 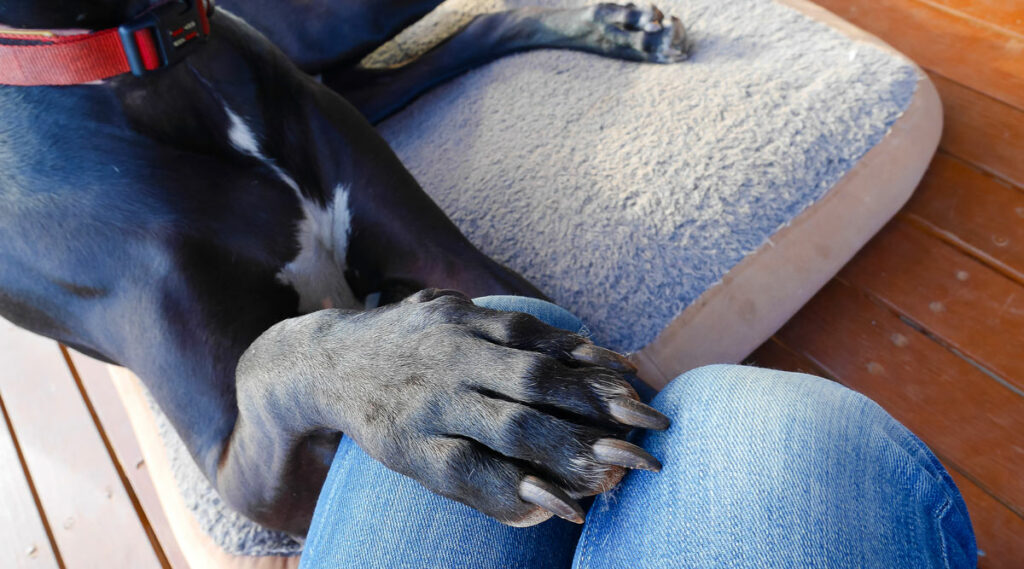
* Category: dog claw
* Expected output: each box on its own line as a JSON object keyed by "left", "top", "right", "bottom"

{"left": 670, "top": 16, "right": 686, "bottom": 49}
{"left": 519, "top": 475, "right": 585, "bottom": 524}
{"left": 593, "top": 438, "right": 662, "bottom": 471}
{"left": 650, "top": 4, "right": 664, "bottom": 24}
{"left": 608, "top": 397, "right": 671, "bottom": 430}
{"left": 571, "top": 344, "right": 638, "bottom": 373}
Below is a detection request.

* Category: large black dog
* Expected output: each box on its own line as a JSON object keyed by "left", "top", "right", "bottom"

{"left": 0, "top": 0, "right": 686, "bottom": 535}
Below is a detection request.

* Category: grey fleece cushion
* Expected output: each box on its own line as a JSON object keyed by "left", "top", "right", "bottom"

{"left": 156, "top": 0, "right": 918, "bottom": 555}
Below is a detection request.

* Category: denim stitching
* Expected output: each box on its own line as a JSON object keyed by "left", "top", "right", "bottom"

{"left": 878, "top": 425, "right": 969, "bottom": 567}
{"left": 577, "top": 514, "right": 596, "bottom": 569}
{"left": 934, "top": 498, "right": 952, "bottom": 569}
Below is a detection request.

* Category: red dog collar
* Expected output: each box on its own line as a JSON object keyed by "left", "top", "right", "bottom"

{"left": 0, "top": 0, "right": 214, "bottom": 86}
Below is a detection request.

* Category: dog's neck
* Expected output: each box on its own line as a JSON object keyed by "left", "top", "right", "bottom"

{"left": 0, "top": 0, "right": 161, "bottom": 30}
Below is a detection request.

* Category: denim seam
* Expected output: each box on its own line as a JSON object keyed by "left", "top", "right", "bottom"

{"left": 878, "top": 426, "right": 959, "bottom": 501}
{"left": 877, "top": 426, "right": 971, "bottom": 568}
{"left": 934, "top": 498, "right": 952, "bottom": 569}
{"left": 577, "top": 515, "right": 596, "bottom": 569}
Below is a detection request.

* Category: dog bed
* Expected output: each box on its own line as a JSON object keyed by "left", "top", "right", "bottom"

{"left": 110, "top": 0, "right": 941, "bottom": 563}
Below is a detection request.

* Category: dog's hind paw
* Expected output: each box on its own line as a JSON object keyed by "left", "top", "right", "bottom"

{"left": 592, "top": 3, "right": 689, "bottom": 63}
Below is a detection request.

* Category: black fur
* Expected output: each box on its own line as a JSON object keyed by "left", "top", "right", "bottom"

{"left": 0, "top": 0, "right": 685, "bottom": 534}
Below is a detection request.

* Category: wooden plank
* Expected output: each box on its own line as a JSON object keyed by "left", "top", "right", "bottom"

{"left": 928, "top": 0, "right": 1024, "bottom": 34}
{"left": 810, "top": 0, "right": 1024, "bottom": 109}
{"left": 948, "top": 469, "right": 1024, "bottom": 569}
{"left": 744, "top": 337, "right": 832, "bottom": 377}
{"left": 839, "top": 220, "right": 1024, "bottom": 392}
{"left": 0, "top": 321, "right": 163, "bottom": 568}
{"left": 930, "top": 73, "right": 1024, "bottom": 188}
{"left": 902, "top": 153, "right": 1024, "bottom": 285}
{"left": 774, "top": 279, "right": 1024, "bottom": 516}
{"left": 925, "top": 0, "right": 1024, "bottom": 36}
{"left": 64, "top": 349, "right": 188, "bottom": 569}
{"left": 0, "top": 396, "right": 61, "bottom": 569}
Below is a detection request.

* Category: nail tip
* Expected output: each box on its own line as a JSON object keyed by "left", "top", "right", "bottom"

{"left": 520, "top": 476, "right": 585, "bottom": 524}
{"left": 610, "top": 397, "right": 672, "bottom": 430}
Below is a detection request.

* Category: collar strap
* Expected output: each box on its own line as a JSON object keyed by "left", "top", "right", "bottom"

{"left": 0, "top": 0, "right": 214, "bottom": 86}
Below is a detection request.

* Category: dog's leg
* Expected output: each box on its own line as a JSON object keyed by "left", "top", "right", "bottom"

{"left": 325, "top": 4, "right": 688, "bottom": 123}
{"left": 228, "top": 289, "right": 669, "bottom": 532}
{"left": 217, "top": 0, "right": 445, "bottom": 71}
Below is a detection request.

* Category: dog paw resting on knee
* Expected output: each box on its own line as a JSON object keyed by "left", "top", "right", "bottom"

{"left": 236, "top": 289, "right": 670, "bottom": 527}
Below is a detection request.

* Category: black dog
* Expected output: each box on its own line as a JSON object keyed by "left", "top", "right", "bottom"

{"left": 0, "top": 0, "right": 686, "bottom": 535}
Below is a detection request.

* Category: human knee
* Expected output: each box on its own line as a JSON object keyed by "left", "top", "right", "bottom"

{"left": 648, "top": 364, "right": 899, "bottom": 457}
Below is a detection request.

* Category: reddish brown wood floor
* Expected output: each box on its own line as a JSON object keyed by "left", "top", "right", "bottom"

{"left": 1, "top": 1, "right": 1022, "bottom": 568}
{"left": 746, "top": 1, "right": 1024, "bottom": 567}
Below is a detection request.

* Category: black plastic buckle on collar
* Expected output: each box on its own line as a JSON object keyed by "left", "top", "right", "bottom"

{"left": 118, "top": 0, "right": 215, "bottom": 76}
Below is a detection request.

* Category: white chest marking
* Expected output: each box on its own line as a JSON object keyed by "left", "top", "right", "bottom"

{"left": 223, "top": 104, "right": 357, "bottom": 311}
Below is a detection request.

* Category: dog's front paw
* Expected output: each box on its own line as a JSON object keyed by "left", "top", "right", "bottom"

{"left": 328, "top": 290, "right": 670, "bottom": 525}
{"left": 593, "top": 3, "right": 689, "bottom": 63}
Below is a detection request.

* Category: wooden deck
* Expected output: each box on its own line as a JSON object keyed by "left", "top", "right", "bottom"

{"left": 1, "top": 1, "right": 1022, "bottom": 567}
{"left": 0, "top": 322, "right": 186, "bottom": 568}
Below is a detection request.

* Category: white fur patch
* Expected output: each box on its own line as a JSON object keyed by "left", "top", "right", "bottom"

{"left": 226, "top": 107, "right": 261, "bottom": 157}
{"left": 277, "top": 184, "right": 357, "bottom": 312}
{"left": 222, "top": 103, "right": 357, "bottom": 311}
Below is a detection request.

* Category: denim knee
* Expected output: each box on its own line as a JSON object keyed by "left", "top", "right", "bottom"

{"left": 653, "top": 364, "right": 900, "bottom": 449}
{"left": 633, "top": 364, "right": 976, "bottom": 567}
{"left": 575, "top": 365, "right": 976, "bottom": 568}
{"left": 648, "top": 364, "right": 937, "bottom": 484}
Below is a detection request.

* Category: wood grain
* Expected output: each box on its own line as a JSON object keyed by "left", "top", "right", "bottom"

{"left": 0, "top": 396, "right": 60, "bottom": 569}
{"left": 949, "top": 469, "right": 1024, "bottom": 569}
{"left": 811, "top": 0, "right": 1024, "bottom": 109}
{"left": 65, "top": 349, "right": 187, "bottom": 569}
{"left": 0, "top": 321, "right": 162, "bottom": 568}
{"left": 744, "top": 337, "right": 832, "bottom": 377}
{"left": 929, "top": 72, "right": 1024, "bottom": 188}
{"left": 925, "top": 0, "right": 1024, "bottom": 36}
{"left": 774, "top": 279, "right": 1024, "bottom": 516}
{"left": 902, "top": 153, "right": 1024, "bottom": 285}
{"left": 839, "top": 220, "right": 1024, "bottom": 392}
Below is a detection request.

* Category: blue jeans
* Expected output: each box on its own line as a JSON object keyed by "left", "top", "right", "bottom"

{"left": 299, "top": 297, "right": 976, "bottom": 568}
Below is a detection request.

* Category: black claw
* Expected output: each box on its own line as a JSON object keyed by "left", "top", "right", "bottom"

{"left": 650, "top": 4, "right": 664, "bottom": 24}
{"left": 519, "top": 475, "right": 585, "bottom": 524}
{"left": 608, "top": 396, "right": 671, "bottom": 430}
{"left": 593, "top": 438, "right": 662, "bottom": 471}
{"left": 571, "top": 344, "right": 638, "bottom": 373}
{"left": 671, "top": 16, "right": 687, "bottom": 48}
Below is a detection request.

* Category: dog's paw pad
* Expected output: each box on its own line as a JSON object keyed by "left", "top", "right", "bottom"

{"left": 594, "top": 3, "right": 689, "bottom": 63}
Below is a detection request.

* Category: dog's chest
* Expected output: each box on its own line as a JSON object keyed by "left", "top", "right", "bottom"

{"left": 224, "top": 104, "right": 359, "bottom": 312}
{"left": 277, "top": 191, "right": 359, "bottom": 312}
